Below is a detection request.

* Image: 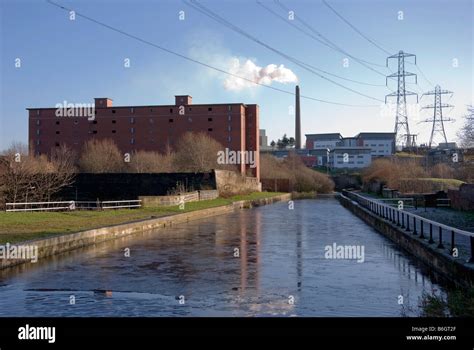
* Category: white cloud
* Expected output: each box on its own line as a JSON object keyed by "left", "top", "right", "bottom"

{"left": 224, "top": 58, "right": 298, "bottom": 91}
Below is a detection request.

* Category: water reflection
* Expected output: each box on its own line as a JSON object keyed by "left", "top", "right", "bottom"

{"left": 0, "top": 198, "right": 446, "bottom": 317}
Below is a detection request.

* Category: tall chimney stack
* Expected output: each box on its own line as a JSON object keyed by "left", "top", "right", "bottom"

{"left": 295, "top": 85, "right": 301, "bottom": 149}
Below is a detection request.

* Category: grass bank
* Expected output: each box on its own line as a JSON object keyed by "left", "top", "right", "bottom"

{"left": 0, "top": 192, "right": 284, "bottom": 244}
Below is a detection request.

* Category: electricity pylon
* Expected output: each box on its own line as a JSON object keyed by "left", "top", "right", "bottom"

{"left": 385, "top": 51, "right": 418, "bottom": 147}
{"left": 420, "top": 85, "right": 454, "bottom": 148}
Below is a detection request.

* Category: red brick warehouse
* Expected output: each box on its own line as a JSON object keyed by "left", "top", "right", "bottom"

{"left": 28, "top": 95, "right": 260, "bottom": 179}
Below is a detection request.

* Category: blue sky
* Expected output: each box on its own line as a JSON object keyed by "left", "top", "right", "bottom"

{"left": 0, "top": 0, "right": 472, "bottom": 150}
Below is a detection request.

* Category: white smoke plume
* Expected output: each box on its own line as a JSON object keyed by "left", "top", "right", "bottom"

{"left": 224, "top": 58, "right": 298, "bottom": 91}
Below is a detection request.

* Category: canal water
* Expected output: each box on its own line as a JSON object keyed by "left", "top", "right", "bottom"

{"left": 0, "top": 198, "right": 446, "bottom": 316}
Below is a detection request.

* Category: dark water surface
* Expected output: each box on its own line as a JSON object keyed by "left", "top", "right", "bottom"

{"left": 0, "top": 198, "right": 445, "bottom": 316}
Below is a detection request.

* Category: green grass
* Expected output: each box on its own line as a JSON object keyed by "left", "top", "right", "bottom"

{"left": 415, "top": 178, "right": 465, "bottom": 187}
{"left": 0, "top": 192, "right": 283, "bottom": 244}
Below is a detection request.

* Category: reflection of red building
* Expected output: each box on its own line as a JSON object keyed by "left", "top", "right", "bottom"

{"left": 28, "top": 95, "right": 259, "bottom": 179}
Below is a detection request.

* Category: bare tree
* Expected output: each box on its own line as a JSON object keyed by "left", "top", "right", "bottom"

{"left": 457, "top": 105, "right": 474, "bottom": 148}
{"left": 173, "top": 132, "right": 226, "bottom": 172}
{"left": 127, "top": 150, "right": 174, "bottom": 173}
{"left": 0, "top": 143, "right": 76, "bottom": 205}
{"left": 78, "top": 139, "right": 124, "bottom": 173}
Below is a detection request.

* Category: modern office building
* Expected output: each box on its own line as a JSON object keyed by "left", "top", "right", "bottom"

{"left": 28, "top": 95, "right": 260, "bottom": 179}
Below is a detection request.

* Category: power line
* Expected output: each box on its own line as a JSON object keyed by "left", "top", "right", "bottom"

{"left": 270, "top": 0, "right": 388, "bottom": 73}
{"left": 45, "top": 0, "right": 377, "bottom": 108}
{"left": 185, "top": 0, "right": 384, "bottom": 102}
{"left": 321, "top": 0, "right": 393, "bottom": 56}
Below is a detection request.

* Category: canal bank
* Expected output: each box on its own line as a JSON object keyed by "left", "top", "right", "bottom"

{"left": 0, "top": 193, "right": 291, "bottom": 270}
{"left": 338, "top": 192, "right": 474, "bottom": 289}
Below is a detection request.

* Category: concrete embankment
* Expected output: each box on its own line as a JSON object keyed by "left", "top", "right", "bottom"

{"left": 338, "top": 193, "right": 474, "bottom": 288}
{"left": 0, "top": 194, "right": 291, "bottom": 270}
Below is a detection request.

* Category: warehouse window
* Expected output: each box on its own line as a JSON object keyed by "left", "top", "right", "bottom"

{"left": 208, "top": 107, "right": 212, "bottom": 111}
{"left": 112, "top": 120, "right": 116, "bottom": 124}
{"left": 130, "top": 108, "right": 134, "bottom": 114}
{"left": 55, "top": 142, "right": 60, "bottom": 147}
{"left": 130, "top": 138, "right": 135, "bottom": 144}
{"left": 36, "top": 120, "right": 41, "bottom": 126}
{"left": 36, "top": 129, "right": 40, "bottom": 136}
{"left": 170, "top": 108, "right": 173, "bottom": 113}
{"left": 130, "top": 127, "right": 135, "bottom": 133}
{"left": 56, "top": 121, "right": 60, "bottom": 125}
{"left": 130, "top": 117, "right": 135, "bottom": 124}
{"left": 228, "top": 105, "right": 232, "bottom": 111}
{"left": 208, "top": 117, "right": 213, "bottom": 121}
{"left": 36, "top": 110, "right": 40, "bottom": 116}
{"left": 228, "top": 115, "right": 232, "bottom": 121}
{"left": 208, "top": 128, "right": 213, "bottom": 132}
{"left": 112, "top": 110, "right": 116, "bottom": 114}
{"left": 112, "top": 130, "right": 116, "bottom": 134}
{"left": 56, "top": 131, "right": 60, "bottom": 135}
{"left": 169, "top": 119, "right": 174, "bottom": 123}
{"left": 92, "top": 130, "right": 97, "bottom": 134}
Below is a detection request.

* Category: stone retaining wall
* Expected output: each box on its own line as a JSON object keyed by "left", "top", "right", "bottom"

{"left": 338, "top": 194, "right": 474, "bottom": 289}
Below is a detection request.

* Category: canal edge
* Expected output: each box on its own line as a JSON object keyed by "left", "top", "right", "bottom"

{"left": 0, "top": 193, "right": 292, "bottom": 270}
{"left": 337, "top": 192, "right": 474, "bottom": 289}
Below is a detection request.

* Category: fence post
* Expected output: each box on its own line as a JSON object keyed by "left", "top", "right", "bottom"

{"left": 405, "top": 214, "right": 410, "bottom": 231}
{"left": 469, "top": 236, "right": 474, "bottom": 263}
{"left": 429, "top": 223, "right": 434, "bottom": 244}
{"left": 420, "top": 220, "right": 425, "bottom": 239}
{"left": 401, "top": 213, "right": 405, "bottom": 229}
{"left": 437, "top": 227, "right": 444, "bottom": 249}
{"left": 450, "top": 230, "right": 455, "bottom": 256}
{"left": 397, "top": 211, "right": 400, "bottom": 226}
{"left": 412, "top": 217, "right": 417, "bottom": 235}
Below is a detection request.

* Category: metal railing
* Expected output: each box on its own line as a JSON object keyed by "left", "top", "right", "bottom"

{"left": 6, "top": 200, "right": 142, "bottom": 212}
{"left": 342, "top": 190, "right": 474, "bottom": 263}
{"left": 101, "top": 200, "right": 142, "bottom": 209}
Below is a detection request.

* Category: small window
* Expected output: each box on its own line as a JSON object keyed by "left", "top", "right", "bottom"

{"left": 74, "top": 120, "right": 79, "bottom": 125}
{"left": 112, "top": 120, "right": 116, "bottom": 124}
{"left": 228, "top": 115, "right": 232, "bottom": 121}
{"left": 227, "top": 136, "right": 231, "bottom": 142}
{"left": 228, "top": 105, "right": 232, "bottom": 111}
{"left": 130, "top": 127, "right": 135, "bottom": 134}
{"left": 208, "top": 107, "right": 212, "bottom": 111}
{"left": 112, "top": 130, "right": 116, "bottom": 133}
{"left": 36, "top": 110, "right": 40, "bottom": 116}
{"left": 208, "top": 117, "right": 213, "bottom": 121}
{"left": 208, "top": 128, "right": 213, "bottom": 132}
{"left": 131, "top": 107, "right": 134, "bottom": 114}
{"left": 170, "top": 108, "right": 173, "bottom": 113}
{"left": 130, "top": 117, "right": 135, "bottom": 124}
{"left": 55, "top": 121, "right": 60, "bottom": 125}
{"left": 150, "top": 108, "right": 153, "bottom": 112}
{"left": 188, "top": 117, "right": 192, "bottom": 122}
{"left": 130, "top": 138, "right": 135, "bottom": 144}
{"left": 112, "top": 110, "right": 116, "bottom": 114}
{"left": 36, "top": 129, "right": 40, "bottom": 135}
{"left": 55, "top": 131, "right": 60, "bottom": 135}
{"left": 228, "top": 126, "right": 232, "bottom": 131}
{"left": 55, "top": 142, "right": 60, "bottom": 147}
{"left": 169, "top": 119, "right": 174, "bottom": 123}
{"left": 36, "top": 140, "right": 40, "bottom": 146}
{"left": 36, "top": 120, "right": 41, "bottom": 126}
{"left": 92, "top": 130, "right": 98, "bottom": 134}
{"left": 149, "top": 118, "right": 154, "bottom": 124}
{"left": 92, "top": 120, "right": 97, "bottom": 124}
